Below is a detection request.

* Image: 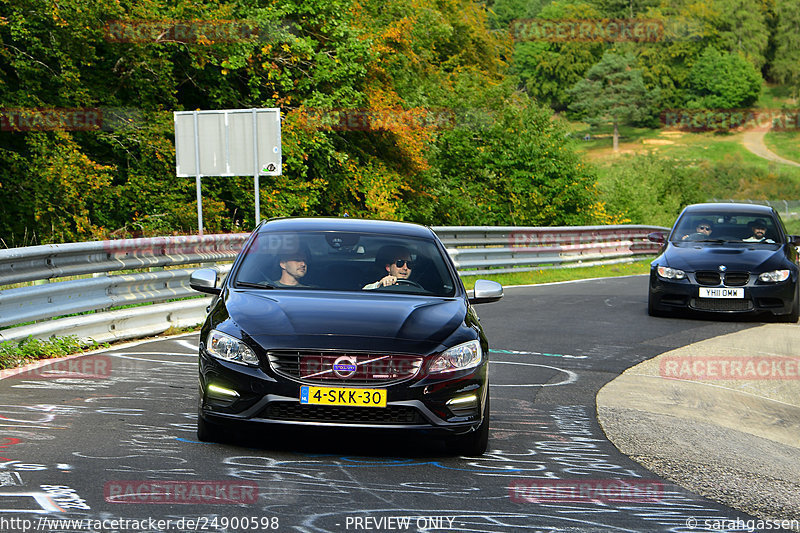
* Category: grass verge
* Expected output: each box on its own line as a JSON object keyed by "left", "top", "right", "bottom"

{"left": 763, "top": 130, "right": 800, "bottom": 164}
{"left": 0, "top": 336, "right": 110, "bottom": 371}
{"left": 459, "top": 258, "right": 652, "bottom": 290}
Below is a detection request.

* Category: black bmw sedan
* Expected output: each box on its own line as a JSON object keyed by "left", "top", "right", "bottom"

{"left": 648, "top": 203, "right": 799, "bottom": 321}
{"left": 189, "top": 217, "right": 503, "bottom": 455}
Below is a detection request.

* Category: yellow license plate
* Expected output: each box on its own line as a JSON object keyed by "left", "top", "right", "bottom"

{"left": 300, "top": 386, "right": 386, "bottom": 408}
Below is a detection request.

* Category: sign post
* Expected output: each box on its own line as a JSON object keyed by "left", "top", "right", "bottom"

{"left": 174, "top": 108, "right": 281, "bottom": 234}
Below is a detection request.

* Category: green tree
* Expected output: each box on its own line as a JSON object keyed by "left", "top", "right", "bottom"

{"left": 510, "top": 1, "right": 604, "bottom": 111}
{"left": 419, "top": 96, "right": 615, "bottom": 226}
{"left": 568, "top": 51, "right": 656, "bottom": 151}
{"left": 769, "top": 0, "right": 800, "bottom": 100}
{"left": 713, "top": 0, "right": 770, "bottom": 71}
{"left": 686, "top": 46, "right": 762, "bottom": 108}
{"left": 0, "top": 0, "right": 614, "bottom": 244}
{"left": 585, "top": 0, "right": 661, "bottom": 17}
{"left": 488, "top": 0, "right": 548, "bottom": 28}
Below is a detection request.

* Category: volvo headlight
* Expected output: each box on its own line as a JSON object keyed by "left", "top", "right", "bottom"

{"left": 206, "top": 330, "right": 259, "bottom": 366}
{"left": 657, "top": 266, "right": 686, "bottom": 280}
{"left": 429, "top": 340, "right": 482, "bottom": 374}
{"left": 758, "top": 270, "right": 791, "bottom": 283}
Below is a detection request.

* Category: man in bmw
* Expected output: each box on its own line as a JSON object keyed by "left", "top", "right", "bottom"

{"left": 189, "top": 217, "right": 504, "bottom": 455}
{"left": 648, "top": 203, "right": 800, "bottom": 321}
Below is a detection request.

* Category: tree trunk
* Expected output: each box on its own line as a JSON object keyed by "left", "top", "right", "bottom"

{"left": 613, "top": 122, "right": 619, "bottom": 152}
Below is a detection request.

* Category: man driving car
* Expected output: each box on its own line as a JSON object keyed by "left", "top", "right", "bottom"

{"left": 363, "top": 246, "right": 414, "bottom": 289}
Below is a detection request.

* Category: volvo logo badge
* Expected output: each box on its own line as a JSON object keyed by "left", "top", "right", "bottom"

{"left": 718, "top": 265, "right": 727, "bottom": 272}
{"left": 332, "top": 356, "right": 358, "bottom": 378}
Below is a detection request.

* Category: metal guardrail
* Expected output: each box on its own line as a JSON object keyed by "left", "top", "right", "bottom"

{"left": 438, "top": 225, "right": 664, "bottom": 275}
{"left": 0, "top": 225, "right": 665, "bottom": 345}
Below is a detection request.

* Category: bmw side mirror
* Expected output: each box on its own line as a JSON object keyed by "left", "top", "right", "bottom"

{"left": 647, "top": 232, "right": 667, "bottom": 244}
{"left": 469, "top": 279, "right": 503, "bottom": 305}
{"left": 789, "top": 235, "right": 800, "bottom": 246}
{"left": 190, "top": 268, "right": 221, "bottom": 295}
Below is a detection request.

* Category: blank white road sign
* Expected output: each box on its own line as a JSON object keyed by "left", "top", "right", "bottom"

{"left": 174, "top": 108, "right": 281, "bottom": 177}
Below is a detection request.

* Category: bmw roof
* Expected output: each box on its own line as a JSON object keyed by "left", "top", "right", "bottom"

{"left": 679, "top": 203, "right": 777, "bottom": 215}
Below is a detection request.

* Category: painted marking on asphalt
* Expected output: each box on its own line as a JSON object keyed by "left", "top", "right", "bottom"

{"left": 105, "top": 351, "right": 195, "bottom": 356}
{"left": 106, "top": 354, "right": 195, "bottom": 365}
{"left": 490, "top": 349, "right": 587, "bottom": 359}
{"left": 174, "top": 340, "right": 198, "bottom": 351}
{"left": 490, "top": 361, "right": 578, "bottom": 387}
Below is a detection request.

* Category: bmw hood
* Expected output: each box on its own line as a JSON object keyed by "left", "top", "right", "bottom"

{"left": 664, "top": 242, "right": 788, "bottom": 272}
{"left": 222, "top": 290, "right": 469, "bottom": 353}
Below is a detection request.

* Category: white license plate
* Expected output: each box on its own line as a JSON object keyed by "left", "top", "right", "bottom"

{"left": 699, "top": 287, "right": 744, "bottom": 299}
{"left": 300, "top": 386, "right": 386, "bottom": 408}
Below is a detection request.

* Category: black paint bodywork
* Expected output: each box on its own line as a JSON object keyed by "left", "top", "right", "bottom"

{"left": 196, "top": 218, "right": 491, "bottom": 443}
{"left": 648, "top": 203, "right": 800, "bottom": 319}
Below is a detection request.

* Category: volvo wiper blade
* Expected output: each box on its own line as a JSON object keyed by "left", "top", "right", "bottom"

{"left": 235, "top": 281, "right": 277, "bottom": 289}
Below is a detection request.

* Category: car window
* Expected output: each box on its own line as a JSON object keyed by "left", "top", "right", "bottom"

{"left": 671, "top": 213, "right": 783, "bottom": 243}
{"left": 233, "top": 230, "right": 457, "bottom": 296}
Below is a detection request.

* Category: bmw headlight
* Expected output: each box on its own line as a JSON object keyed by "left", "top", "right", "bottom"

{"left": 758, "top": 270, "right": 791, "bottom": 283}
{"left": 657, "top": 266, "right": 686, "bottom": 280}
{"left": 429, "top": 340, "right": 482, "bottom": 374}
{"left": 206, "top": 330, "right": 259, "bottom": 366}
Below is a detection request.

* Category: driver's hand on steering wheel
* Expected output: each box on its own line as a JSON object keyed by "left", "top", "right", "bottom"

{"left": 378, "top": 275, "right": 399, "bottom": 286}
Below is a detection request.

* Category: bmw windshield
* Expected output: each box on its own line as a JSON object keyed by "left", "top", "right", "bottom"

{"left": 670, "top": 212, "right": 785, "bottom": 245}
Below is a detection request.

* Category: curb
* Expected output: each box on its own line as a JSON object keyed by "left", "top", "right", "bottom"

{"left": 597, "top": 323, "right": 800, "bottom": 527}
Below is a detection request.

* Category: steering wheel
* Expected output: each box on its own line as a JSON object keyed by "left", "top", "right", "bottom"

{"left": 394, "top": 278, "right": 424, "bottom": 289}
{"left": 375, "top": 278, "right": 426, "bottom": 291}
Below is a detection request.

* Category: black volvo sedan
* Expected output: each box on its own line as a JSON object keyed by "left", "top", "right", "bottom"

{"left": 189, "top": 217, "right": 503, "bottom": 455}
{"left": 648, "top": 203, "right": 799, "bottom": 321}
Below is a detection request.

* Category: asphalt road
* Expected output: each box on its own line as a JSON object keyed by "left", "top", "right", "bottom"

{"left": 0, "top": 275, "right": 775, "bottom": 533}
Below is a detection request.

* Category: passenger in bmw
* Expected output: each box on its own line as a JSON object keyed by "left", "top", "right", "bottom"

{"left": 363, "top": 245, "right": 414, "bottom": 289}
{"left": 681, "top": 219, "right": 714, "bottom": 240}
{"left": 743, "top": 219, "right": 775, "bottom": 243}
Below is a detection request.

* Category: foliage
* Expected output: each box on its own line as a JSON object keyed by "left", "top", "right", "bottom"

{"left": 510, "top": 1, "right": 604, "bottom": 111}
{"left": 1, "top": 0, "right": 611, "bottom": 243}
{"left": 595, "top": 149, "right": 800, "bottom": 227}
{"left": 488, "top": 0, "right": 549, "bottom": 28}
{"left": 595, "top": 153, "right": 706, "bottom": 226}
{"left": 686, "top": 47, "right": 762, "bottom": 109}
{"left": 568, "top": 51, "right": 657, "bottom": 148}
{"left": 692, "top": 154, "right": 800, "bottom": 200}
{"left": 0, "top": 335, "right": 107, "bottom": 370}
{"left": 419, "top": 96, "right": 621, "bottom": 226}
{"left": 712, "top": 0, "right": 770, "bottom": 70}
{"left": 768, "top": 0, "right": 800, "bottom": 99}
{"left": 504, "top": 0, "right": 786, "bottom": 115}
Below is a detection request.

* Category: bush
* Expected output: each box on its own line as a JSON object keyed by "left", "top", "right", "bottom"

{"left": 0, "top": 336, "right": 105, "bottom": 370}
{"left": 596, "top": 154, "right": 706, "bottom": 226}
{"left": 686, "top": 47, "right": 762, "bottom": 109}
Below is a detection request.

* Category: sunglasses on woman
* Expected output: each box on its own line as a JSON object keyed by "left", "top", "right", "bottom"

{"left": 394, "top": 259, "right": 414, "bottom": 268}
